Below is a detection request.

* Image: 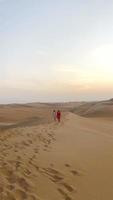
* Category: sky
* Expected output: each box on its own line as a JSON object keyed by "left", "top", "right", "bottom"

{"left": 0, "top": 0, "right": 113, "bottom": 103}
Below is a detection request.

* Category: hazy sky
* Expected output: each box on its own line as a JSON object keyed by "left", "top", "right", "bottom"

{"left": 1, "top": 0, "right": 113, "bottom": 103}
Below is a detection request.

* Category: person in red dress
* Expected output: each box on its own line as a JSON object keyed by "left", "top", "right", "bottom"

{"left": 56, "top": 110, "right": 61, "bottom": 122}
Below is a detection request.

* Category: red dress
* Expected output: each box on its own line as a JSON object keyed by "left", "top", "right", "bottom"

{"left": 57, "top": 111, "right": 61, "bottom": 122}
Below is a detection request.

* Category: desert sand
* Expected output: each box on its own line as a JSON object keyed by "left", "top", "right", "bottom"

{"left": 0, "top": 101, "right": 113, "bottom": 200}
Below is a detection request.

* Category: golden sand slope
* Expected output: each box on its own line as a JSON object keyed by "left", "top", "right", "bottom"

{"left": 72, "top": 100, "right": 113, "bottom": 118}
{"left": 0, "top": 112, "right": 113, "bottom": 200}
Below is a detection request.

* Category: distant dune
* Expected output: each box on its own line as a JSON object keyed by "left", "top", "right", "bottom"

{"left": 71, "top": 99, "right": 113, "bottom": 118}
{"left": 0, "top": 99, "right": 113, "bottom": 128}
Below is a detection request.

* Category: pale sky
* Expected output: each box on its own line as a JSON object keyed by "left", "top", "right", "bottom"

{"left": 0, "top": 0, "right": 113, "bottom": 103}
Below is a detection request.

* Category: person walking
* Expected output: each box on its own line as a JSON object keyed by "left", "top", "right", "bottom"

{"left": 56, "top": 110, "right": 61, "bottom": 122}
{"left": 52, "top": 110, "right": 56, "bottom": 121}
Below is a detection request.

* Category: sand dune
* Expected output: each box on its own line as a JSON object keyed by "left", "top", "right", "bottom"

{"left": 0, "top": 102, "right": 113, "bottom": 199}
{"left": 71, "top": 99, "right": 113, "bottom": 118}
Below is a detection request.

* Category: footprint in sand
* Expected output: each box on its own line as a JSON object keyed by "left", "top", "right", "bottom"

{"left": 0, "top": 167, "right": 14, "bottom": 177}
{"left": 7, "top": 184, "right": 15, "bottom": 191}
{"left": 14, "top": 189, "right": 27, "bottom": 200}
{"left": 17, "top": 177, "right": 30, "bottom": 191}
{"left": 44, "top": 144, "right": 48, "bottom": 148}
{"left": 65, "top": 164, "right": 71, "bottom": 168}
{"left": 70, "top": 170, "right": 80, "bottom": 176}
{"left": 32, "top": 164, "right": 40, "bottom": 172}
{"left": 42, "top": 167, "right": 64, "bottom": 183}
{"left": 29, "top": 194, "right": 40, "bottom": 200}
{"left": 7, "top": 174, "right": 17, "bottom": 184}
{"left": 14, "top": 149, "right": 18, "bottom": 153}
{"left": 42, "top": 167, "right": 76, "bottom": 199}
{"left": 24, "top": 169, "right": 32, "bottom": 177}
{"left": 57, "top": 188, "right": 72, "bottom": 200}
{"left": 15, "top": 160, "right": 21, "bottom": 170}
{"left": 2, "top": 191, "right": 16, "bottom": 200}
{"left": 22, "top": 141, "right": 29, "bottom": 146}
{"left": 28, "top": 140, "right": 33, "bottom": 144}
{"left": 34, "top": 148, "right": 39, "bottom": 154}
{"left": 62, "top": 182, "right": 74, "bottom": 192}
{"left": 64, "top": 164, "right": 80, "bottom": 176}
{"left": 30, "top": 155, "right": 36, "bottom": 162}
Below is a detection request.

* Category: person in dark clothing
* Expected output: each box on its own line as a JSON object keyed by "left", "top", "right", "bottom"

{"left": 56, "top": 110, "right": 61, "bottom": 122}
